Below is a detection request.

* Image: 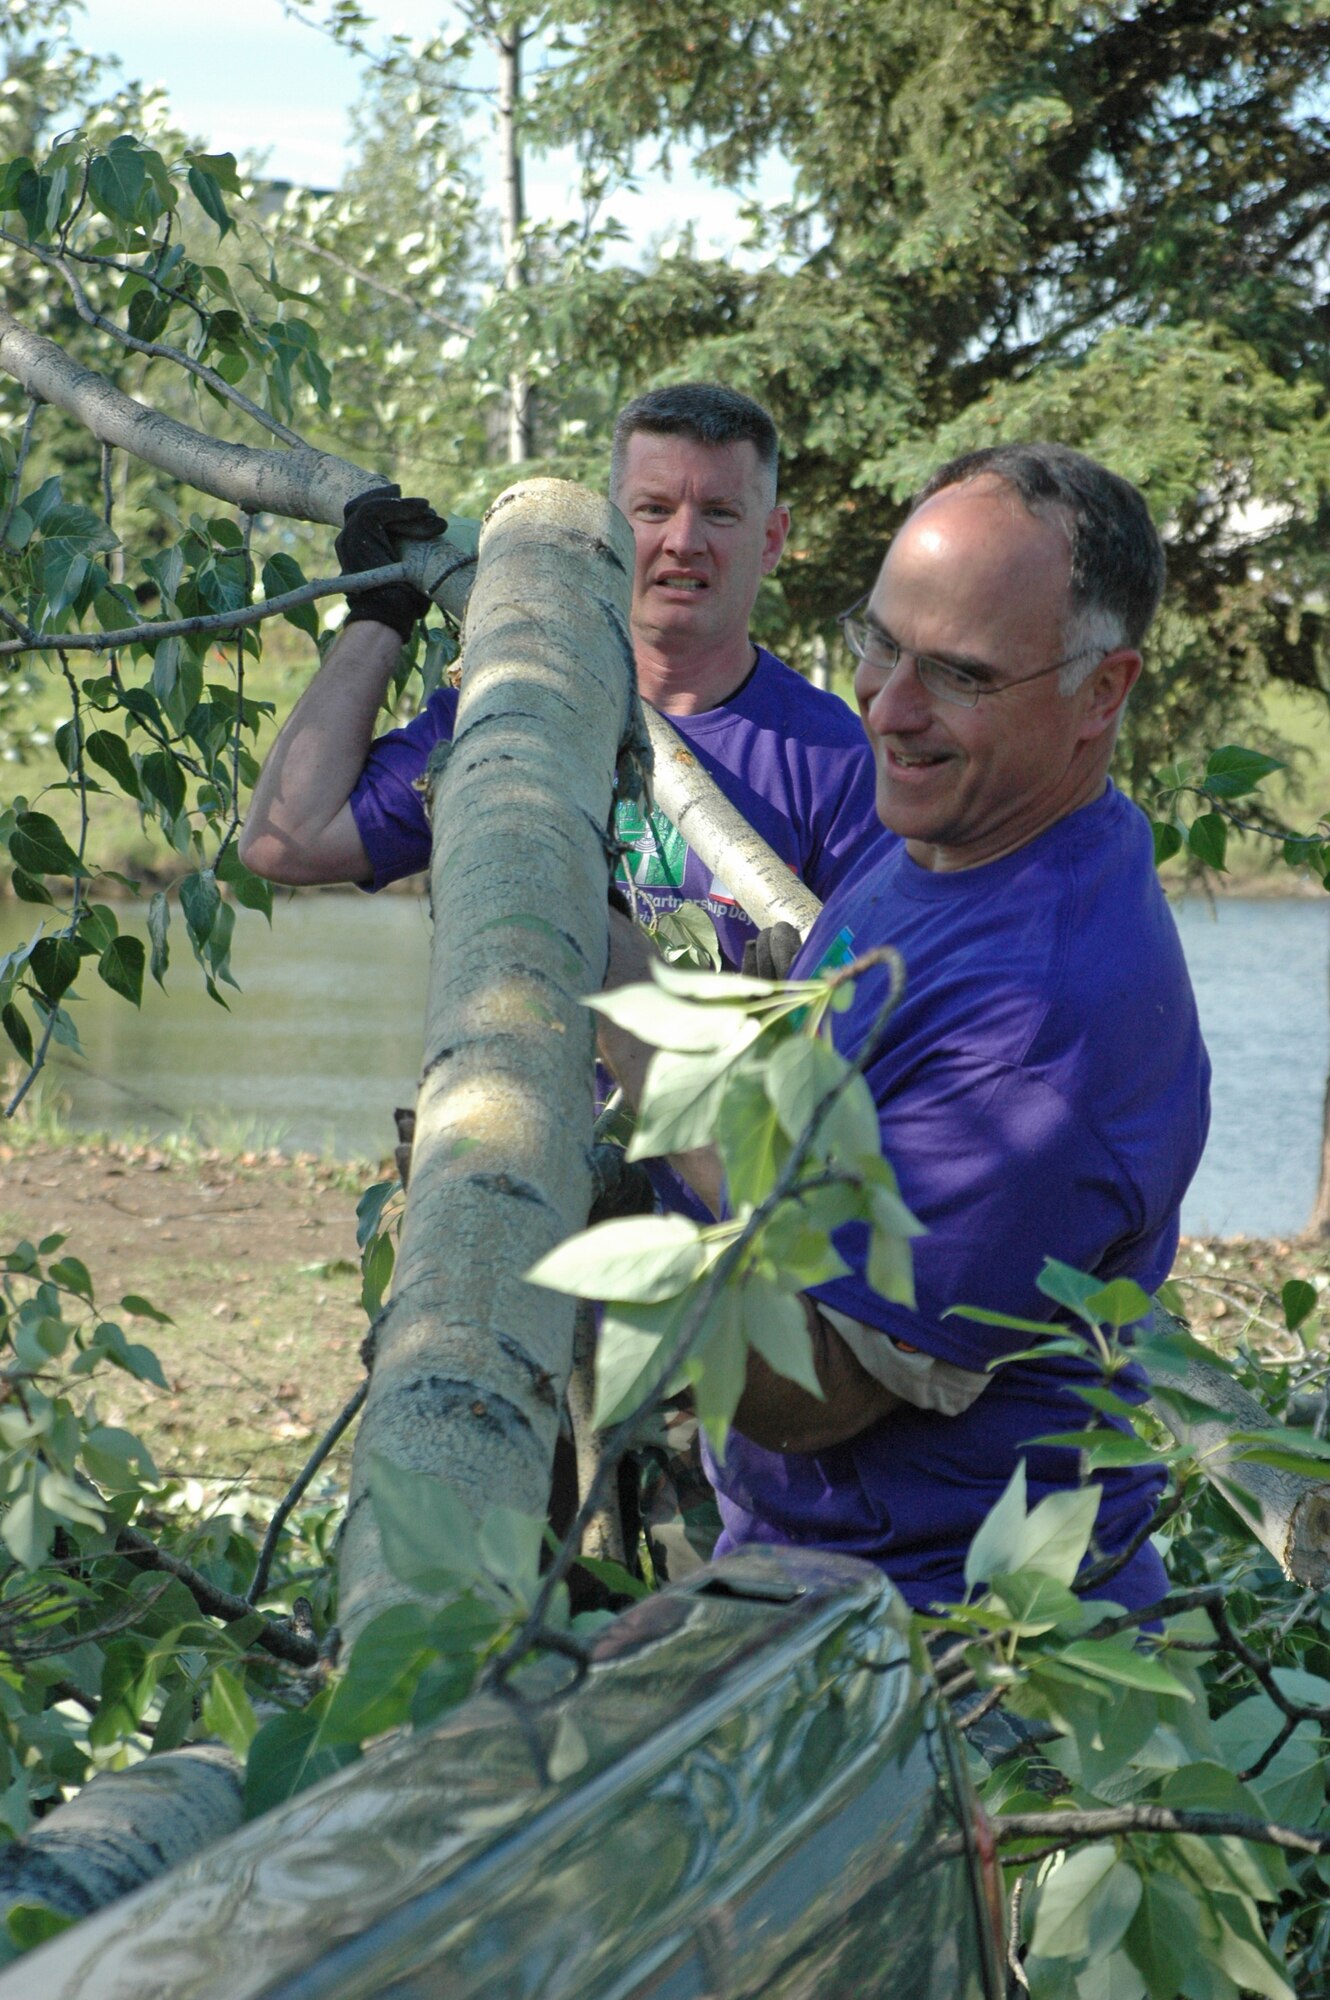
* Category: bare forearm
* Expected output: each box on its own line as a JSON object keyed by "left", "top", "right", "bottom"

{"left": 239, "top": 621, "right": 402, "bottom": 885}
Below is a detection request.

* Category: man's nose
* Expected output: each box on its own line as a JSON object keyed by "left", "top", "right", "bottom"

{"left": 861, "top": 654, "right": 933, "bottom": 731}
{"left": 662, "top": 503, "right": 705, "bottom": 554}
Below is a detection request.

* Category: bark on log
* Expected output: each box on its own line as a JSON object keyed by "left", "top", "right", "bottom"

{"left": 1147, "top": 1314, "right": 1330, "bottom": 1587}
{"left": 0, "top": 1746, "right": 242, "bottom": 1928}
{"left": 337, "top": 479, "right": 639, "bottom": 1644}
{"left": 642, "top": 707, "right": 823, "bottom": 936}
{"left": 0, "top": 307, "right": 477, "bottom": 621}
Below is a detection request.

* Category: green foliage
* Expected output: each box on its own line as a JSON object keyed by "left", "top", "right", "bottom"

{"left": 530, "top": 953, "right": 921, "bottom": 1445}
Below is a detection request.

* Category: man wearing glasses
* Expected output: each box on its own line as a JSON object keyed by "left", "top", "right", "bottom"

{"left": 600, "top": 442, "right": 1211, "bottom": 1613}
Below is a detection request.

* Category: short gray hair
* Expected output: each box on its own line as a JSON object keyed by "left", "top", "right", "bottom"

{"left": 914, "top": 442, "right": 1166, "bottom": 690}
{"left": 610, "top": 383, "right": 780, "bottom": 508}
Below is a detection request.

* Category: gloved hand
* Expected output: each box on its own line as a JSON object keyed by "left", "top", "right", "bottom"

{"left": 335, "top": 485, "right": 448, "bottom": 642}
{"left": 741, "top": 920, "right": 803, "bottom": 980}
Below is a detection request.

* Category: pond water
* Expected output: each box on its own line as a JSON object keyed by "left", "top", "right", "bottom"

{"left": 1, "top": 890, "right": 1326, "bottom": 1241}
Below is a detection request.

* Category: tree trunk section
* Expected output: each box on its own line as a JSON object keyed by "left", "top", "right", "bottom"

{"left": 337, "top": 479, "right": 638, "bottom": 1643}
{"left": 642, "top": 707, "right": 824, "bottom": 936}
{"left": 0, "top": 1746, "right": 242, "bottom": 1928}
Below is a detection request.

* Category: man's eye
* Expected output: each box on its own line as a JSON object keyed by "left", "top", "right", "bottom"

{"left": 923, "top": 657, "right": 981, "bottom": 694}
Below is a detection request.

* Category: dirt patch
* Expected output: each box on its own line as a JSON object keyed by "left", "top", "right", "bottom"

{"left": 1, "top": 1138, "right": 1325, "bottom": 1505}
{"left": 0, "top": 1139, "right": 380, "bottom": 1495}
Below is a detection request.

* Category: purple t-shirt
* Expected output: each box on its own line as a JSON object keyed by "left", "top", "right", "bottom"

{"left": 347, "top": 648, "right": 884, "bottom": 964}
{"left": 707, "top": 784, "right": 1211, "bottom": 1613}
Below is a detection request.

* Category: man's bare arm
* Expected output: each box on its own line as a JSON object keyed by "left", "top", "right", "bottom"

{"left": 238, "top": 619, "right": 399, "bottom": 886}
{"left": 597, "top": 909, "right": 904, "bottom": 1452}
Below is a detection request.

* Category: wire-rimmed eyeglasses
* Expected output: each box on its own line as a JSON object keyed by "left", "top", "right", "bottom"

{"left": 837, "top": 595, "right": 1099, "bottom": 710}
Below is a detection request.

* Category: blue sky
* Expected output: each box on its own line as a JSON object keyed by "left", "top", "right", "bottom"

{"left": 72, "top": 0, "right": 783, "bottom": 255}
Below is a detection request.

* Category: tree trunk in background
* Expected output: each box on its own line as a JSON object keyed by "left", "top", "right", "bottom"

{"left": 497, "top": 19, "right": 532, "bottom": 464}
{"left": 1308, "top": 958, "right": 1330, "bottom": 1235}
{"left": 337, "top": 478, "right": 638, "bottom": 1644}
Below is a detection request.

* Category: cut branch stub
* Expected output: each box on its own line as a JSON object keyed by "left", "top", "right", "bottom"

{"left": 337, "top": 479, "right": 639, "bottom": 1643}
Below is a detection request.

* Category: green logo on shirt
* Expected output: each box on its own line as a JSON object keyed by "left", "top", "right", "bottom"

{"left": 616, "top": 798, "right": 686, "bottom": 889}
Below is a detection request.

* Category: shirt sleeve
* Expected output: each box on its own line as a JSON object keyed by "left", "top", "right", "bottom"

{"left": 348, "top": 688, "right": 459, "bottom": 892}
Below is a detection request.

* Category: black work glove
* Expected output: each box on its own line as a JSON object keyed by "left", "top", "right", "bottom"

{"left": 336, "top": 485, "right": 448, "bottom": 642}
{"left": 607, "top": 883, "right": 633, "bottom": 920}
{"left": 741, "top": 921, "right": 803, "bottom": 980}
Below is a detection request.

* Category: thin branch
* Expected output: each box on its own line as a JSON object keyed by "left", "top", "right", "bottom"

{"left": 214, "top": 510, "right": 254, "bottom": 870}
{"left": 0, "top": 561, "right": 408, "bottom": 658}
{"left": 9, "top": 227, "right": 310, "bottom": 450}
{"left": 247, "top": 1379, "right": 367, "bottom": 1606}
{"left": 993, "top": 1804, "right": 1330, "bottom": 1858}
{"left": 115, "top": 1523, "right": 318, "bottom": 1666}
{"left": 1076, "top": 1483, "right": 1188, "bottom": 1595}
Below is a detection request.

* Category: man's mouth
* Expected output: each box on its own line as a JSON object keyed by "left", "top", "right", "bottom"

{"left": 655, "top": 572, "right": 706, "bottom": 591}
{"left": 886, "top": 747, "right": 949, "bottom": 770}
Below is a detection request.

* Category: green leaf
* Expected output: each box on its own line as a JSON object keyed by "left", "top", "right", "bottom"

{"left": 964, "top": 1462, "right": 1100, "bottom": 1590}
{"left": 320, "top": 1604, "right": 436, "bottom": 1745}
{"left": 627, "top": 1042, "right": 737, "bottom": 1158}
{"left": 1056, "top": 1639, "right": 1193, "bottom": 1699}
{"left": 1036, "top": 1258, "right": 1107, "bottom": 1320}
{"left": 685, "top": 1285, "right": 750, "bottom": 1449}
{"left": 741, "top": 1276, "right": 822, "bottom": 1397}
{"left": 715, "top": 1067, "right": 786, "bottom": 1210}
{"left": 766, "top": 1033, "right": 880, "bottom": 1163}
{"left": 1081, "top": 1278, "right": 1151, "bottom": 1329}
{"left": 120, "top": 1293, "right": 173, "bottom": 1324}
{"left": 478, "top": 1506, "right": 544, "bottom": 1602}
{"left": 1030, "top": 1843, "right": 1127, "bottom": 1959}
{"left": 98, "top": 935, "right": 145, "bottom": 1007}
{"left": 179, "top": 869, "right": 220, "bottom": 948}
{"left": 5, "top": 1904, "right": 74, "bottom": 1950}
{"left": 261, "top": 552, "right": 318, "bottom": 640}
{"left": 359, "top": 1231, "right": 394, "bottom": 1318}
{"left": 1280, "top": 1278, "right": 1317, "bottom": 1333}
{"left": 147, "top": 891, "right": 170, "bottom": 988}
{"left": 592, "top": 980, "right": 757, "bottom": 1055}
{"left": 84, "top": 730, "right": 142, "bottom": 800}
{"left": 1187, "top": 811, "right": 1228, "bottom": 870}
{"left": 526, "top": 1214, "right": 706, "bottom": 1303}
{"left": 355, "top": 1179, "right": 398, "bottom": 1250}
{"left": 367, "top": 1455, "right": 481, "bottom": 1595}
{"left": 200, "top": 1666, "right": 258, "bottom": 1757}
{"left": 8, "top": 811, "right": 84, "bottom": 878}
{"left": 244, "top": 1704, "right": 357, "bottom": 1818}
{"left": 88, "top": 142, "right": 147, "bottom": 225}
{"left": 29, "top": 936, "right": 82, "bottom": 1004}
{"left": 1150, "top": 820, "right": 1183, "bottom": 866}
{"left": 1124, "top": 1872, "right": 1202, "bottom": 1994}
{"left": 2, "top": 1003, "right": 33, "bottom": 1066}
{"left": 187, "top": 162, "right": 234, "bottom": 235}
{"left": 1201, "top": 744, "right": 1284, "bottom": 799}
{"left": 48, "top": 1256, "right": 92, "bottom": 1301}
{"left": 594, "top": 1293, "right": 690, "bottom": 1428}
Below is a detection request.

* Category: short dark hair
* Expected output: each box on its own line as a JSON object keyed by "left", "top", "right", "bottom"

{"left": 914, "top": 442, "right": 1166, "bottom": 669}
{"left": 610, "top": 383, "right": 780, "bottom": 506}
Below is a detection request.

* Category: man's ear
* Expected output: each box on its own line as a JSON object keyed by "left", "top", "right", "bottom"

{"left": 761, "top": 504, "right": 792, "bottom": 575}
{"left": 1078, "top": 648, "right": 1142, "bottom": 742}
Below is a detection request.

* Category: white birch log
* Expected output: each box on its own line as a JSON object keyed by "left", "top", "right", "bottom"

{"left": 642, "top": 706, "right": 823, "bottom": 936}
{"left": 0, "top": 1746, "right": 242, "bottom": 1926}
{"left": 336, "top": 479, "right": 639, "bottom": 1644}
